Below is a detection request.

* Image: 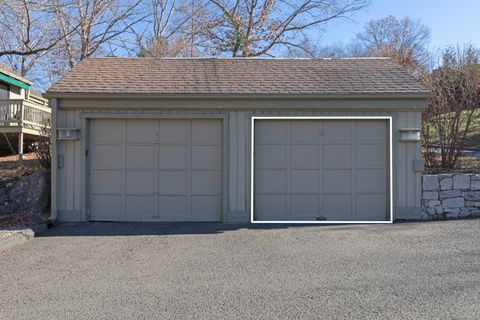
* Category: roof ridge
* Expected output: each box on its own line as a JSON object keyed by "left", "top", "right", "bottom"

{"left": 86, "top": 56, "right": 392, "bottom": 61}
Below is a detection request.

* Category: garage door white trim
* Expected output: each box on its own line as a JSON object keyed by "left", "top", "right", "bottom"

{"left": 250, "top": 116, "right": 393, "bottom": 224}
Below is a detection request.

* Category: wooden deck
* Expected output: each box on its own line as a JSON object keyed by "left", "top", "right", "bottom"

{"left": 0, "top": 95, "right": 50, "bottom": 159}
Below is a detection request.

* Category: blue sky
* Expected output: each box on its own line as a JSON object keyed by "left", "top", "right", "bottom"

{"left": 320, "top": 0, "right": 480, "bottom": 50}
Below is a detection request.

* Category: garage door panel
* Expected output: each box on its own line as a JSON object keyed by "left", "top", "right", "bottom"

{"left": 158, "top": 196, "right": 188, "bottom": 216}
{"left": 323, "top": 121, "right": 352, "bottom": 141}
{"left": 91, "top": 119, "right": 124, "bottom": 142}
{"left": 355, "top": 121, "right": 386, "bottom": 141}
{"left": 356, "top": 194, "right": 387, "bottom": 220}
{"left": 125, "top": 195, "right": 155, "bottom": 217}
{"left": 256, "top": 170, "right": 286, "bottom": 193}
{"left": 92, "top": 145, "right": 122, "bottom": 168}
{"left": 323, "top": 195, "right": 352, "bottom": 218}
{"left": 125, "top": 170, "right": 155, "bottom": 194}
{"left": 290, "top": 145, "right": 319, "bottom": 168}
{"left": 255, "top": 145, "right": 286, "bottom": 169}
{"left": 192, "top": 146, "right": 221, "bottom": 169}
{"left": 323, "top": 170, "right": 352, "bottom": 193}
{"left": 356, "top": 144, "right": 386, "bottom": 167}
{"left": 158, "top": 120, "right": 189, "bottom": 142}
{"left": 323, "top": 144, "right": 352, "bottom": 168}
{"left": 356, "top": 169, "right": 386, "bottom": 193}
{"left": 290, "top": 170, "right": 318, "bottom": 193}
{"left": 290, "top": 195, "right": 318, "bottom": 219}
{"left": 92, "top": 170, "right": 122, "bottom": 194}
{"left": 191, "top": 171, "right": 221, "bottom": 194}
{"left": 192, "top": 119, "right": 222, "bottom": 141}
{"left": 91, "top": 195, "right": 122, "bottom": 217}
{"left": 191, "top": 196, "right": 221, "bottom": 218}
{"left": 158, "top": 146, "right": 188, "bottom": 169}
{"left": 256, "top": 195, "right": 287, "bottom": 219}
{"left": 126, "top": 145, "right": 155, "bottom": 168}
{"left": 126, "top": 120, "right": 157, "bottom": 142}
{"left": 291, "top": 121, "right": 321, "bottom": 140}
{"left": 158, "top": 171, "right": 187, "bottom": 194}
{"left": 255, "top": 120, "right": 287, "bottom": 141}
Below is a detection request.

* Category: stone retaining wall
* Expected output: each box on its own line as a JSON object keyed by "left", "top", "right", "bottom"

{"left": 422, "top": 173, "right": 480, "bottom": 220}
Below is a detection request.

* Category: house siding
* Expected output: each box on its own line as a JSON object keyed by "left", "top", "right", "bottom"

{"left": 53, "top": 98, "right": 424, "bottom": 222}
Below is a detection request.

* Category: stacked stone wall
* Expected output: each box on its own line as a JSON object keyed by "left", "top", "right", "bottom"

{"left": 422, "top": 174, "right": 480, "bottom": 219}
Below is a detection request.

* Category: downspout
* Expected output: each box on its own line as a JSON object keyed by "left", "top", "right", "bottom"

{"left": 49, "top": 98, "right": 58, "bottom": 223}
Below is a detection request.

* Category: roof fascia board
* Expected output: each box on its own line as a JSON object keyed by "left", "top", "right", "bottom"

{"left": 44, "top": 92, "right": 433, "bottom": 100}
{"left": 0, "top": 73, "right": 31, "bottom": 90}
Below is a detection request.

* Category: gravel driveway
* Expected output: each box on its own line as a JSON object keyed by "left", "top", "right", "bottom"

{"left": 1, "top": 220, "right": 480, "bottom": 319}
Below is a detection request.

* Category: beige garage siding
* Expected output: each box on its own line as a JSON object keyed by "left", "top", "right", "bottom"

{"left": 53, "top": 102, "right": 423, "bottom": 222}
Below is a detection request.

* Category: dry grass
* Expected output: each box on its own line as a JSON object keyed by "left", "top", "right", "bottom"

{"left": 425, "top": 155, "right": 480, "bottom": 174}
{"left": 425, "top": 109, "right": 480, "bottom": 149}
{"left": 0, "top": 153, "right": 41, "bottom": 181}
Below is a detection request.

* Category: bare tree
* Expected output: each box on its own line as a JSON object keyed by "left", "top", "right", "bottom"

{"left": 133, "top": 0, "right": 212, "bottom": 57}
{"left": 421, "top": 44, "right": 480, "bottom": 170}
{"left": 356, "top": 16, "right": 431, "bottom": 73}
{"left": 52, "top": 0, "right": 147, "bottom": 68}
{"left": 135, "top": 0, "right": 190, "bottom": 57}
{"left": 203, "top": 0, "right": 369, "bottom": 57}
{"left": 0, "top": 0, "right": 75, "bottom": 76}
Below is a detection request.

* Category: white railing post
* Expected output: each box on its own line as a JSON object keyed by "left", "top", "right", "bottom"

{"left": 18, "top": 101, "right": 24, "bottom": 161}
{"left": 19, "top": 101, "right": 24, "bottom": 127}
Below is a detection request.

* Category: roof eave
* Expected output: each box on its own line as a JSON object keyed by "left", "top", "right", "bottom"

{"left": 44, "top": 92, "right": 433, "bottom": 100}
{"left": 0, "top": 72, "right": 32, "bottom": 90}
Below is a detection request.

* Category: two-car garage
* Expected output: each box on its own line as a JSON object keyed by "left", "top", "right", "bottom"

{"left": 48, "top": 58, "right": 429, "bottom": 223}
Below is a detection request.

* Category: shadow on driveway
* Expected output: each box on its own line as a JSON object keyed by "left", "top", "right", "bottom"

{"left": 39, "top": 220, "right": 419, "bottom": 237}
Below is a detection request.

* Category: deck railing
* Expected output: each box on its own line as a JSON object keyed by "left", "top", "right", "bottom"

{"left": 0, "top": 99, "right": 50, "bottom": 131}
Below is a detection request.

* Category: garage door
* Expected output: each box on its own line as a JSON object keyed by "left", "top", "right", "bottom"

{"left": 89, "top": 119, "right": 222, "bottom": 222}
{"left": 253, "top": 119, "right": 389, "bottom": 222}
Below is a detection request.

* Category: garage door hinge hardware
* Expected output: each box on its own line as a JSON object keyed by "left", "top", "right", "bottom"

{"left": 85, "top": 150, "right": 89, "bottom": 157}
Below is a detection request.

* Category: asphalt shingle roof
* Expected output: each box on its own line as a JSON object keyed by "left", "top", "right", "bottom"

{"left": 46, "top": 57, "right": 431, "bottom": 97}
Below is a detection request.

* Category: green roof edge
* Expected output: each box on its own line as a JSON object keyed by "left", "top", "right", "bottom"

{"left": 0, "top": 72, "right": 31, "bottom": 90}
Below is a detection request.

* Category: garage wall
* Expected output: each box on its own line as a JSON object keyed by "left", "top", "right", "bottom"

{"left": 53, "top": 100, "right": 423, "bottom": 222}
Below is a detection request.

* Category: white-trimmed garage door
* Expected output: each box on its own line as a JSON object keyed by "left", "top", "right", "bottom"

{"left": 89, "top": 118, "right": 222, "bottom": 222}
{"left": 253, "top": 118, "right": 390, "bottom": 222}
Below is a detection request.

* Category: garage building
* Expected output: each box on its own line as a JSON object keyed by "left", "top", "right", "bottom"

{"left": 45, "top": 58, "right": 431, "bottom": 223}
